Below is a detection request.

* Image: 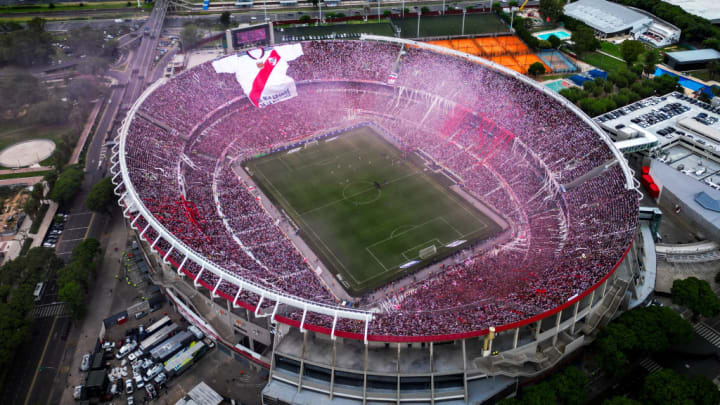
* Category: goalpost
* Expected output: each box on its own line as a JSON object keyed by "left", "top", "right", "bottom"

{"left": 418, "top": 245, "right": 437, "bottom": 260}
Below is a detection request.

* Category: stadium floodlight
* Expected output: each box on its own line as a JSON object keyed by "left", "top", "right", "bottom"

{"left": 442, "top": 0, "right": 445, "bottom": 15}
{"left": 377, "top": 0, "right": 381, "bottom": 22}
{"left": 462, "top": 9, "right": 466, "bottom": 35}
{"left": 402, "top": 0, "right": 404, "bottom": 17}
{"left": 417, "top": 8, "right": 421, "bottom": 38}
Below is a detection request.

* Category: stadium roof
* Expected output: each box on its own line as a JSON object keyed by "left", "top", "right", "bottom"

{"left": 174, "top": 382, "right": 223, "bottom": 405}
{"left": 563, "top": 0, "right": 651, "bottom": 35}
{"left": 666, "top": 49, "right": 720, "bottom": 64}
{"left": 662, "top": 0, "right": 720, "bottom": 24}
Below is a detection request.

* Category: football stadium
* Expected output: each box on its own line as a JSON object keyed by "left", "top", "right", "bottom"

{"left": 113, "top": 37, "right": 642, "bottom": 403}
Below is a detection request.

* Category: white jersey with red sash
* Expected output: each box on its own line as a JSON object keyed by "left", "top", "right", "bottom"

{"left": 212, "top": 44, "right": 303, "bottom": 108}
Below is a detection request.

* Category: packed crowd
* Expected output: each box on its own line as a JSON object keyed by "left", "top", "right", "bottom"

{"left": 119, "top": 40, "right": 639, "bottom": 338}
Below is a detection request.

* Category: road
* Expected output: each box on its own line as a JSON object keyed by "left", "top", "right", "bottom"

{"left": 1, "top": 2, "right": 169, "bottom": 403}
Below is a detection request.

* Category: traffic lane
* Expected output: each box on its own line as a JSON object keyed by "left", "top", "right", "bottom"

{"left": 25, "top": 316, "right": 72, "bottom": 405}
{"left": 55, "top": 212, "right": 93, "bottom": 257}
{"left": 0, "top": 316, "right": 55, "bottom": 405}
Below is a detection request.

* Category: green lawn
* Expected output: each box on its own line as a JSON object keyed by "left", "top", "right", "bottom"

{"left": 581, "top": 51, "right": 628, "bottom": 72}
{"left": 599, "top": 41, "right": 622, "bottom": 58}
{"left": 245, "top": 126, "right": 500, "bottom": 294}
{"left": 392, "top": 13, "right": 509, "bottom": 38}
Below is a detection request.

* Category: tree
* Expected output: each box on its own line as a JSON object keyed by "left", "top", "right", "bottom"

{"left": 538, "top": 39, "right": 552, "bottom": 49}
{"left": 71, "top": 238, "right": 101, "bottom": 267}
{"left": 595, "top": 306, "right": 692, "bottom": 375}
{"left": 539, "top": 0, "right": 564, "bottom": 23}
{"left": 671, "top": 277, "right": 720, "bottom": 318}
{"left": 299, "top": 15, "right": 311, "bottom": 23}
{"left": 49, "top": 166, "right": 84, "bottom": 205}
{"left": 528, "top": 62, "right": 546, "bottom": 77}
{"left": 572, "top": 25, "right": 600, "bottom": 55}
{"left": 547, "top": 34, "right": 562, "bottom": 49}
{"left": 708, "top": 60, "right": 720, "bottom": 81}
{"left": 644, "top": 50, "right": 658, "bottom": 75}
{"left": 641, "top": 369, "right": 720, "bottom": 405}
{"left": 219, "top": 11, "right": 231, "bottom": 27}
{"left": 59, "top": 280, "right": 87, "bottom": 319}
{"left": 180, "top": 24, "right": 201, "bottom": 50}
{"left": 86, "top": 177, "right": 115, "bottom": 213}
{"left": 620, "top": 40, "right": 644, "bottom": 65}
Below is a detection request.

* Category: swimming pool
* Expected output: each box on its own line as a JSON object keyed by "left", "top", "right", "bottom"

{"left": 654, "top": 67, "right": 706, "bottom": 92}
{"left": 536, "top": 30, "right": 571, "bottom": 41}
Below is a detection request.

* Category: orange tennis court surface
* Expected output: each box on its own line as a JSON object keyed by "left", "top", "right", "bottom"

{"left": 427, "top": 36, "right": 551, "bottom": 74}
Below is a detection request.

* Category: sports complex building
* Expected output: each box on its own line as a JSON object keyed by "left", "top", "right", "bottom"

{"left": 111, "top": 35, "right": 654, "bottom": 403}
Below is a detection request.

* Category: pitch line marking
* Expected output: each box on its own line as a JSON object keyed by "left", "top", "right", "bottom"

{"left": 401, "top": 238, "right": 442, "bottom": 262}
{"left": 253, "top": 161, "right": 357, "bottom": 283}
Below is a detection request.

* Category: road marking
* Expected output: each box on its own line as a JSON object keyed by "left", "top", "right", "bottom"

{"left": 24, "top": 315, "right": 58, "bottom": 405}
{"left": 84, "top": 213, "right": 96, "bottom": 240}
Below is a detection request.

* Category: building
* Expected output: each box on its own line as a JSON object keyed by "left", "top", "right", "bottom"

{"left": 595, "top": 91, "right": 720, "bottom": 240}
{"left": 662, "top": 0, "right": 720, "bottom": 25}
{"left": 665, "top": 49, "right": 720, "bottom": 71}
{"left": 563, "top": 0, "right": 680, "bottom": 46}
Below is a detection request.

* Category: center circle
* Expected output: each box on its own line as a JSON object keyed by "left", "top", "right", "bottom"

{"left": 342, "top": 181, "right": 382, "bottom": 205}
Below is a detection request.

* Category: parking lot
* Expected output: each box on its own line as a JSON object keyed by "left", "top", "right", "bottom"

{"left": 75, "top": 301, "right": 266, "bottom": 404}
{"left": 54, "top": 211, "right": 95, "bottom": 258}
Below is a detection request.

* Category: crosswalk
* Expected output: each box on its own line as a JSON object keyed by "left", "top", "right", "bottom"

{"left": 639, "top": 358, "right": 662, "bottom": 373}
{"left": 32, "top": 302, "right": 70, "bottom": 319}
{"left": 694, "top": 322, "right": 720, "bottom": 348}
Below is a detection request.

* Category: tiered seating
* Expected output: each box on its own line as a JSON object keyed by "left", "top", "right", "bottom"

{"left": 122, "top": 40, "right": 638, "bottom": 338}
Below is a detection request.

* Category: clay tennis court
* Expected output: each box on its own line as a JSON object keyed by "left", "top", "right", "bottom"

{"left": 427, "top": 35, "right": 550, "bottom": 74}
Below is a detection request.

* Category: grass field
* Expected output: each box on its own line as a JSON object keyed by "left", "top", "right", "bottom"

{"left": 393, "top": 13, "right": 509, "bottom": 39}
{"left": 245, "top": 126, "right": 501, "bottom": 294}
{"left": 580, "top": 51, "right": 628, "bottom": 73}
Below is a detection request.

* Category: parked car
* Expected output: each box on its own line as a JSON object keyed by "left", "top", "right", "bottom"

{"left": 145, "top": 383, "right": 158, "bottom": 399}
{"left": 144, "top": 363, "right": 163, "bottom": 382}
{"left": 73, "top": 385, "right": 84, "bottom": 400}
{"left": 80, "top": 353, "right": 91, "bottom": 371}
{"left": 153, "top": 372, "right": 167, "bottom": 386}
{"left": 134, "top": 373, "right": 145, "bottom": 389}
{"left": 116, "top": 341, "right": 137, "bottom": 359}
{"left": 125, "top": 379, "right": 133, "bottom": 395}
{"left": 134, "top": 311, "right": 147, "bottom": 320}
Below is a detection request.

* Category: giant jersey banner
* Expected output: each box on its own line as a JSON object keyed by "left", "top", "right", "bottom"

{"left": 212, "top": 44, "right": 304, "bottom": 108}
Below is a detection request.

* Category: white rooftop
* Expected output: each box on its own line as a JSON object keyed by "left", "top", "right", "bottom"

{"left": 662, "top": 0, "right": 720, "bottom": 23}
{"left": 564, "top": 0, "right": 651, "bottom": 35}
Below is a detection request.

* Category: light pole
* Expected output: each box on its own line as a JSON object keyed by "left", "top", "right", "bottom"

{"left": 264, "top": 0, "right": 268, "bottom": 22}
{"left": 462, "top": 9, "right": 466, "bottom": 35}
{"left": 442, "top": 0, "right": 445, "bottom": 15}
{"left": 377, "top": 0, "right": 381, "bottom": 22}
{"left": 319, "top": 0, "right": 322, "bottom": 23}
{"left": 417, "top": 7, "right": 421, "bottom": 38}
{"left": 402, "top": 0, "right": 404, "bottom": 17}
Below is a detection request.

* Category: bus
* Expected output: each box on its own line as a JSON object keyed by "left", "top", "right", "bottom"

{"left": 163, "top": 340, "right": 207, "bottom": 377}
{"left": 150, "top": 330, "right": 193, "bottom": 363}
{"left": 143, "top": 316, "right": 171, "bottom": 339}
{"left": 140, "top": 323, "right": 178, "bottom": 353}
{"left": 33, "top": 283, "right": 45, "bottom": 303}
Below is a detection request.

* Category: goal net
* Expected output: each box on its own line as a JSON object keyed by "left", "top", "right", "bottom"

{"left": 304, "top": 139, "right": 319, "bottom": 149}
{"left": 419, "top": 245, "right": 437, "bottom": 260}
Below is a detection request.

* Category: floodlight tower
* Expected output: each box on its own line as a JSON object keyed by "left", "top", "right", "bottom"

{"left": 417, "top": 7, "right": 421, "bottom": 38}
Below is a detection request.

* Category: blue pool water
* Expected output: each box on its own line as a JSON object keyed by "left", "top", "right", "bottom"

{"left": 654, "top": 67, "right": 706, "bottom": 92}
{"left": 537, "top": 30, "right": 571, "bottom": 41}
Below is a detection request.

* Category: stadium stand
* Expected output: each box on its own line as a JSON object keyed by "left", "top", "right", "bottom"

{"left": 115, "top": 39, "right": 638, "bottom": 340}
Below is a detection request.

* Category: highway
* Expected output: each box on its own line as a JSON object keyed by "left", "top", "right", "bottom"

{"left": 0, "top": 2, "right": 170, "bottom": 403}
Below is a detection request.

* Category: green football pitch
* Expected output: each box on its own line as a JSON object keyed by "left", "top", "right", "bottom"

{"left": 244, "top": 126, "right": 501, "bottom": 294}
